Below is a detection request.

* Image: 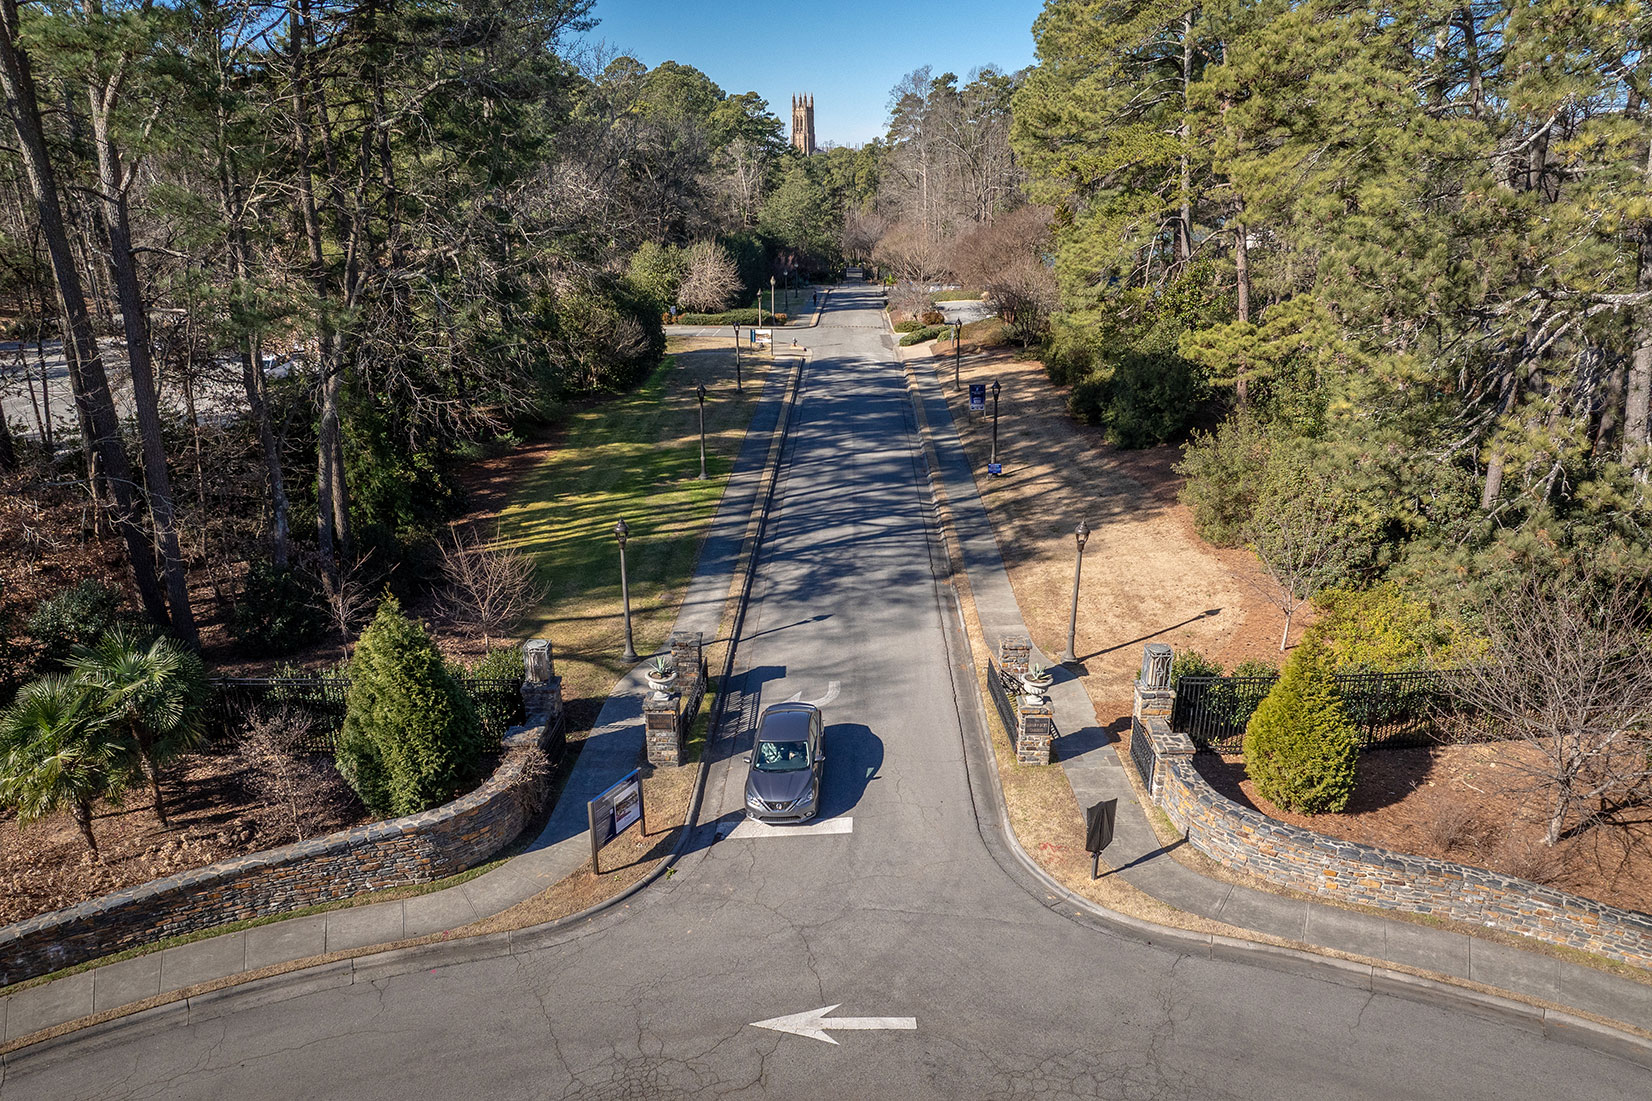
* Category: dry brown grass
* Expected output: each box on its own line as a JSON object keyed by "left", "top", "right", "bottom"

{"left": 899, "top": 342, "right": 1652, "bottom": 1000}
{"left": 459, "top": 758, "right": 702, "bottom": 935}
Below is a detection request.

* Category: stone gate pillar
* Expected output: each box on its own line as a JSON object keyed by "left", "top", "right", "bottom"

{"left": 1016, "top": 697, "right": 1055, "bottom": 765}
{"left": 1133, "top": 642, "right": 1175, "bottom": 725}
{"left": 999, "top": 635, "right": 1032, "bottom": 676}
{"left": 521, "top": 638, "right": 563, "bottom": 726}
{"left": 645, "top": 692, "right": 685, "bottom": 767}
{"left": 669, "top": 630, "right": 703, "bottom": 693}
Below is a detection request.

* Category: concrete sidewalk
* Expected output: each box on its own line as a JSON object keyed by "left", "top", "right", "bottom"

{"left": 0, "top": 352, "right": 803, "bottom": 1049}
{"left": 6, "top": 326, "right": 1649, "bottom": 1050}
{"left": 901, "top": 348, "right": 1652, "bottom": 1032}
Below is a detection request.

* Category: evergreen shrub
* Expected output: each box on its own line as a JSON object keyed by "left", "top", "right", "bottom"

{"left": 893, "top": 320, "right": 922, "bottom": 333}
{"left": 673, "top": 308, "right": 786, "bottom": 326}
{"left": 230, "top": 560, "right": 327, "bottom": 656}
{"left": 1170, "top": 649, "right": 1223, "bottom": 683}
{"left": 1175, "top": 413, "right": 1273, "bottom": 546}
{"left": 336, "top": 598, "right": 483, "bottom": 817}
{"left": 1103, "top": 351, "right": 1207, "bottom": 448}
{"left": 1042, "top": 319, "right": 1102, "bottom": 387}
{"left": 898, "top": 326, "right": 945, "bottom": 346}
{"left": 27, "top": 581, "right": 122, "bottom": 669}
{"left": 468, "top": 645, "right": 526, "bottom": 682}
{"left": 1067, "top": 372, "right": 1109, "bottom": 425}
{"left": 1306, "top": 584, "right": 1482, "bottom": 671}
{"left": 1242, "top": 640, "right": 1359, "bottom": 814}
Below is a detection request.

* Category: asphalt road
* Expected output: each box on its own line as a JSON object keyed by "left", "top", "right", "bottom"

{"left": 4, "top": 285, "right": 1649, "bottom": 1100}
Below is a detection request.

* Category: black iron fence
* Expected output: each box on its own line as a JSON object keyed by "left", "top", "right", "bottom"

{"left": 204, "top": 675, "right": 525, "bottom": 754}
{"left": 986, "top": 662, "right": 1020, "bottom": 738}
{"left": 1171, "top": 669, "right": 1503, "bottom": 753}
{"left": 985, "top": 661, "right": 1060, "bottom": 747}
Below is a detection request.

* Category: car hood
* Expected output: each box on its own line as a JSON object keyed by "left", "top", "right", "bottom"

{"left": 746, "top": 767, "right": 813, "bottom": 803}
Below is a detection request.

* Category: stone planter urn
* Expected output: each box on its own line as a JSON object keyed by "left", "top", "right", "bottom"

{"left": 644, "top": 659, "right": 675, "bottom": 694}
{"left": 1020, "top": 667, "right": 1053, "bottom": 694}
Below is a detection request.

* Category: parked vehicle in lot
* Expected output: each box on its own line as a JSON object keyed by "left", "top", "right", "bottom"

{"left": 743, "top": 702, "right": 824, "bottom": 823}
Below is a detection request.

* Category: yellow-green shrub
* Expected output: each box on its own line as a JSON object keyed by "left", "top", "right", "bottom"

{"left": 1242, "top": 639, "right": 1358, "bottom": 814}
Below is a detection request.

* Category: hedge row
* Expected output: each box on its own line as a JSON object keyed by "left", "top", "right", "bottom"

{"left": 671, "top": 308, "right": 790, "bottom": 327}
{"left": 899, "top": 326, "right": 947, "bottom": 346}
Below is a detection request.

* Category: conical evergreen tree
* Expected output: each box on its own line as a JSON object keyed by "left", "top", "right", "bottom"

{"left": 1242, "top": 638, "right": 1358, "bottom": 814}
{"left": 338, "top": 598, "right": 483, "bottom": 817}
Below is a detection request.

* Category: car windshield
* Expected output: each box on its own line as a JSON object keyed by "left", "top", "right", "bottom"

{"left": 753, "top": 740, "right": 810, "bottom": 771}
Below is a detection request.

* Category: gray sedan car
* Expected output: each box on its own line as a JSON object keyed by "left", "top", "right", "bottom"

{"left": 743, "top": 702, "right": 824, "bottom": 823}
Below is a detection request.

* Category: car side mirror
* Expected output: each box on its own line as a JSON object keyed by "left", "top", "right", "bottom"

{"left": 742, "top": 756, "right": 751, "bottom": 764}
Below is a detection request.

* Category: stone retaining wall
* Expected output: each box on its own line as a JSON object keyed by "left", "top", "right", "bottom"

{"left": 1129, "top": 711, "right": 1652, "bottom": 969}
{"left": 0, "top": 722, "right": 557, "bottom": 988}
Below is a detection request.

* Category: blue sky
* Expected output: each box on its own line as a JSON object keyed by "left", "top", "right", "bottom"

{"left": 582, "top": 2, "right": 1047, "bottom": 147}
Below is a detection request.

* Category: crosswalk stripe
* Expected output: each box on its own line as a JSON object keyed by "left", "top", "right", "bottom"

{"left": 726, "top": 817, "right": 853, "bottom": 840}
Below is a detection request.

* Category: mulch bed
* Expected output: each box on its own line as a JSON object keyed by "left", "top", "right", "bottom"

{"left": 0, "top": 750, "right": 365, "bottom": 926}
{"left": 1193, "top": 743, "right": 1652, "bottom": 916}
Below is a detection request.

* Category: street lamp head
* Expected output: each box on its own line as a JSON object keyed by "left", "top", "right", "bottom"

{"left": 1075, "top": 519, "right": 1091, "bottom": 551}
{"left": 696, "top": 382, "right": 707, "bottom": 403}
{"left": 991, "top": 379, "right": 1001, "bottom": 399}
{"left": 613, "top": 518, "right": 628, "bottom": 546}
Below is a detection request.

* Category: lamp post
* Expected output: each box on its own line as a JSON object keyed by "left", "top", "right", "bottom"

{"left": 953, "top": 321, "right": 961, "bottom": 391}
{"left": 770, "top": 275, "right": 776, "bottom": 324}
{"left": 614, "top": 519, "right": 637, "bottom": 663}
{"left": 990, "top": 379, "right": 1002, "bottom": 469}
{"left": 696, "top": 382, "right": 708, "bottom": 480}
{"left": 1059, "top": 520, "right": 1091, "bottom": 664}
{"left": 732, "top": 324, "right": 742, "bottom": 392}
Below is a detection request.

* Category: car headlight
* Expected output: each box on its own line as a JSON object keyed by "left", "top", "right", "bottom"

{"left": 792, "top": 787, "right": 815, "bottom": 808}
{"left": 746, "top": 791, "right": 765, "bottom": 810}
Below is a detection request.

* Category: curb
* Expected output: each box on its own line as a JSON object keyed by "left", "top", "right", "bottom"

{"left": 0, "top": 351, "right": 813, "bottom": 1063}
{"left": 895, "top": 344, "right": 1652, "bottom": 1070}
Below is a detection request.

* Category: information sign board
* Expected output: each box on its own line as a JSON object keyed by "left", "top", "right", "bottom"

{"left": 588, "top": 768, "right": 645, "bottom": 872}
{"left": 969, "top": 383, "right": 986, "bottom": 412}
{"left": 988, "top": 463, "right": 1002, "bottom": 476}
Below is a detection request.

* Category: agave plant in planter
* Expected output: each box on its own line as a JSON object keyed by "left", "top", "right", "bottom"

{"left": 1019, "top": 661, "right": 1053, "bottom": 694}
{"left": 644, "top": 655, "right": 676, "bottom": 692}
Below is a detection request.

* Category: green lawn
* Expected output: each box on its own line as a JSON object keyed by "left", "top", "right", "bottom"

{"left": 746, "top": 285, "right": 815, "bottom": 318}
{"left": 498, "top": 337, "right": 778, "bottom": 711}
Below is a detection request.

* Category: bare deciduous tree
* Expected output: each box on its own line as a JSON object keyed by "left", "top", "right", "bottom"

{"left": 842, "top": 210, "right": 887, "bottom": 265}
{"left": 872, "top": 221, "right": 950, "bottom": 285}
{"left": 438, "top": 524, "right": 544, "bottom": 647}
{"left": 1452, "top": 576, "right": 1652, "bottom": 846}
{"left": 1243, "top": 475, "right": 1362, "bottom": 651}
{"left": 239, "top": 705, "right": 345, "bottom": 842}
{"left": 676, "top": 241, "right": 742, "bottom": 313}
{"left": 307, "top": 551, "right": 383, "bottom": 652}
{"left": 951, "top": 206, "right": 1058, "bottom": 346}
{"left": 889, "top": 281, "right": 933, "bottom": 323}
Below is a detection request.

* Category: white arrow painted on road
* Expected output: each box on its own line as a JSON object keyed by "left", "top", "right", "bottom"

{"left": 782, "top": 680, "right": 840, "bottom": 707}
{"left": 750, "top": 1005, "right": 916, "bottom": 1045}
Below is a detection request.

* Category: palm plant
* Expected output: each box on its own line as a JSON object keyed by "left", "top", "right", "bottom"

{"left": 0, "top": 676, "right": 125, "bottom": 854}
{"left": 69, "top": 627, "right": 207, "bottom": 828}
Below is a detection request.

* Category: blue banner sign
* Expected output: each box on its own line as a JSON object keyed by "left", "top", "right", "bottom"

{"left": 969, "top": 383, "right": 986, "bottom": 412}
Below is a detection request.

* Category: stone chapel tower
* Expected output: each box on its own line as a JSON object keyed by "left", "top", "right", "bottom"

{"left": 790, "top": 94, "right": 815, "bottom": 155}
